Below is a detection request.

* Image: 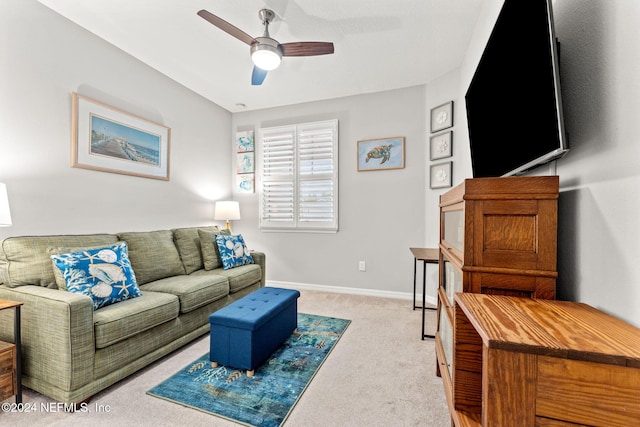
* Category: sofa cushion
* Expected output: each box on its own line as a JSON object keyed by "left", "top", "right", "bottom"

{"left": 139, "top": 274, "right": 229, "bottom": 314}
{"left": 191, "top": 264, "right": 261, "bottom": 294}
{"left": 215, "top": 234, "right": 254, "bottom": 270}
{"left": 50, "top": 242, "right": 142, "bottom": 310}
{"left": 172, "top": 226, "right": 221, "bottom": 274}
{"left": 0, "top": 234, "right": 118, "bottom": 288}
{"left": 93, "top": 290, "right": 180, "bottom": 349}
{"left": 117, "top": 230, "right": 185, "bottom": 285}
{"left": 198, "top": 228, "right": 230, "bottom": 271}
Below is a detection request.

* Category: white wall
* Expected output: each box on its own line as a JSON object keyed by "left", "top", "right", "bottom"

{"left": 231, "top": 86, "right": 428, "bottom": 298}
{"left": 0, "top": 0, "right": 232, "bottom": 239}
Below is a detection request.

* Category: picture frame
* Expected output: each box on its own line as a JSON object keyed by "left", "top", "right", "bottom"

{"left": 430, "top": 101, "right": 454, "bottom": 133}
{"left": 430, "top": 161, "right": 453, "bottom": 189}
{"left": 236, "top": 173, "right": 255, "bottom": 193}
{"left": 236, "top": 152, "right": 254, "bottom": 174}
{"left": 357, "top": 136, "right": 405, "bottom": 171}
{"left": 236, "top": 130, "right": 254, "bottom": 153}
{"left": 430, "top": 131, "right": 453, "bottom": 160}
{"left": 71, "top": 93, "right": 170, "bottom": 180}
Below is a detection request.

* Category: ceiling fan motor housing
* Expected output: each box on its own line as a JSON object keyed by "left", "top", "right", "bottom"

{"left": 258, "top": 8, "right": 276, "bottom": 25}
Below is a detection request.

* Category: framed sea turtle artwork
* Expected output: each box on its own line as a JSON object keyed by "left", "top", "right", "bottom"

{"left": 357, "top": 136, "right": 405, "bottom": 171}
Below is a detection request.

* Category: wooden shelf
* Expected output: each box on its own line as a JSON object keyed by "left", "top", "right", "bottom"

{"left": 454, "top": 293, "right": 640, "bottom": 426}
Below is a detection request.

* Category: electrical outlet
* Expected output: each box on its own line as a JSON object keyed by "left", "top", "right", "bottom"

{"left": 359, "top": 261, "right": 366, "bottom": 271}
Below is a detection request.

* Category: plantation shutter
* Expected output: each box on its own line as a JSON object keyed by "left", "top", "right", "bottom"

{"left": 259, "top": 119, "right": 338, "bottom": 232}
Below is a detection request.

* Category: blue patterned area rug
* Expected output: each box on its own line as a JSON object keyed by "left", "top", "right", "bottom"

{"left": 147, "top": 313, "right": 351, "bottom": 427}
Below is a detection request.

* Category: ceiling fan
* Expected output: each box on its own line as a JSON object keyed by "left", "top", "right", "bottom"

{"left": 197, "top": 8, "right": 334, "bottom": 86}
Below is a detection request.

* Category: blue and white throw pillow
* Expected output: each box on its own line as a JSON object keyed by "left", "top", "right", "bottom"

{"left": 50, "top": 242, "right": 141, "bottom": 310}
{"left": 214, "top": 234, "right": 254, "bottom": 270}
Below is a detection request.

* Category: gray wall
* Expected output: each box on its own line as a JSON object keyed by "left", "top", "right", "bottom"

{"left": 0, "top": 0, "right": 232, "bottom": 238}
{"left": 231, "top": 87, "right": 428, "bottom": 299}
{"left": 553, "top": 0, "right": 640, "bottom": 326}
{"left": 441, "top": 0, "right": 640, "bottom": 327}
{"left": 3, "top": 0, "right": 640, "bottom": 327}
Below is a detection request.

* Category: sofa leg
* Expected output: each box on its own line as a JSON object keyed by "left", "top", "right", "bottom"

{"left": 246, "top": 370, "right": 254, "bottom": 377}
{"left": 211, "top": 361, "right": 218, "bottom": 368}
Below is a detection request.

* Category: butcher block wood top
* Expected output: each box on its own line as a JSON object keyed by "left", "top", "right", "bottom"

{"left": 454, "top": 293, "right": 640, "bottom": 368}
{"left": 0, "top": 300, "right": 22, "bottom": 310}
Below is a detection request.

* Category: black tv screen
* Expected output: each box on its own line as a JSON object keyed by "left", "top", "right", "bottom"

{"left": 465, "top": 0, "right": 568, "bottom": 178}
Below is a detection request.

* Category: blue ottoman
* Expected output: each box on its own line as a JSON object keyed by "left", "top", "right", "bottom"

{"left": 208, "top": 287, "right": 300, "bottom": 376}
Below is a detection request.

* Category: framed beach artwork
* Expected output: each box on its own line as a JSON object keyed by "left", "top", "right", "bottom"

{"left": 357, "top": 136, "right": 405, "bottom": 171}
{"left": 71, "top": 93, "right": 170, "bottom": 180}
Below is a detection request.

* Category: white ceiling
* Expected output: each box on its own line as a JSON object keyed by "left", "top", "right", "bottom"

{"left": 37, "top": 0, "right": 484, "bottom": 113}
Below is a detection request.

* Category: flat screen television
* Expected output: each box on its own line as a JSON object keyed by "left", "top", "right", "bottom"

{"left": 465, "top": 0, "right": 568, "bottom": 178}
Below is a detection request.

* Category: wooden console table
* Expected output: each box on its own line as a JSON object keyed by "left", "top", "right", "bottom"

{"left": 0, "top": 299, "right": 22, "bottom": 403}
{"left": 449, "top": 293, "right": 640, "bottom": 426}
{"left": 409, "top": 247, "right": 438, "bottom": 340}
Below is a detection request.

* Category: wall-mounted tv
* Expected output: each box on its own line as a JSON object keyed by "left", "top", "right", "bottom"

{"left": 465, "top": 0, "right": 568, "bottom": 178}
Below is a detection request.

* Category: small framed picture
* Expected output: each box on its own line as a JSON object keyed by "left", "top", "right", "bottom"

{"left": 236, "top": 173, "right": 254, "bottom": 193}
{"left": 357, "top": 136, "right": 405, "bottom": 171}
{"left": 236, "top": 152, "right": 254, "bottom": 173}
{"left": 236, "top": 130, "right": 254, "bottom": 153}
{"left": 430, "top": 161, "right": 453, "bottom": 189}
{"left": 430, "top": 101, "right": 454, "bottom": 133}
{"left": 430, "top": 131, "right": 452, "bottom": 160}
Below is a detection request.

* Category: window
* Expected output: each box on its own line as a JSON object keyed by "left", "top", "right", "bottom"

{"left": 258, "top": 119, "right": 338, "bottom": 232}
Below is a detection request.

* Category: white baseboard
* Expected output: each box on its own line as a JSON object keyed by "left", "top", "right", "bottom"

{"left": 266, "top": 280, "right": 438, "bottom": 307}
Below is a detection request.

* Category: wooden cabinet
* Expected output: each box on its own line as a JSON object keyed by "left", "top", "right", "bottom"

{"left": 0, "top": 340, "right": 16, "bottom": 401}
{"left": 435, "top": 176, "right": 559, "bottom": 424}
{"left": 452, "top": 293, "right": 640, "bottom": 426}
{"left": 0, "top": 299, "right": 22, "bottom": 403}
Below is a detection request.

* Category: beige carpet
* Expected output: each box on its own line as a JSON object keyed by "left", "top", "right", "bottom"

{"left": 1, "top": 289, "right": 450, "bottom": 426}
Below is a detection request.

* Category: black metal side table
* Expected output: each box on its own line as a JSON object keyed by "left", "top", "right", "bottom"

{"left": 409, "top": 248, "right": 439, "bottom": 340}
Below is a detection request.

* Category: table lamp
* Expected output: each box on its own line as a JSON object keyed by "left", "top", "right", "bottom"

{"left": 214, "top": 201, "right": 240, "bottom": 231}
{"left": 0, "top": 183, "right": 12, "bottom": 227}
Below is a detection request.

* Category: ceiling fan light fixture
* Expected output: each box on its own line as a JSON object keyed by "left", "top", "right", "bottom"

{"left": 251, "top": 40, "right": 282, "bottom": 71}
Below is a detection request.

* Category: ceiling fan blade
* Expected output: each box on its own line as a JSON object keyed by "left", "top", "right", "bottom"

{"left": 280, "top": 42, "right": 334, "bottom": 57}
{"left": 197, "top": 10, "right": 257, "bottom": 46}
{"left": 252, "top": 66, "right": 268, "bottom": 86}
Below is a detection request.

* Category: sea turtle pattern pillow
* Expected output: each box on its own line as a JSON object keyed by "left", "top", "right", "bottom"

{"left": 50, "top": 242, "right": 141, "bottom": 309}
{"left": 214, "top": 234, "right": 254, "bottom": 270}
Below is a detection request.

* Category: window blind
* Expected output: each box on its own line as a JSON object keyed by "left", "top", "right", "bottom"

{"left": 259, "top": 119, "right": 338, "bottom": 232}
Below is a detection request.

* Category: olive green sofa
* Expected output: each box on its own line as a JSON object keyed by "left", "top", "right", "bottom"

{"left": 0, "top": 226, "right": 265, "bottom": 403}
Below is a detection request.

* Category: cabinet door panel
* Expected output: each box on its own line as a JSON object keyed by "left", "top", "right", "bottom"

{"left": 473, "top": 200, "right": 556, "bottom": 271}
{"left": 537, "top": 357, "right": 640, "bottom": 426}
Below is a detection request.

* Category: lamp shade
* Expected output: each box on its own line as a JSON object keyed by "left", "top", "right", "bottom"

{"left": 0, "top": 183, "right": 12, "bottom": 227}
{"left": 214, "top": 201, "right": 241, "bottom": 221}
{"left": 251, "top": 38, "right": 282, "bottom": 71}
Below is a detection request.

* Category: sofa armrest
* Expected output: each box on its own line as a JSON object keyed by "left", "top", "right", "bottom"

{"left": 251, "top": 251, "right": 266, "bottom": 287}
{"left": 0, "top": 285, "right": 95, "bottom": 393}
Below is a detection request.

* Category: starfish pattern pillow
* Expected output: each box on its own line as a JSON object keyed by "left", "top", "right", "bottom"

{"left": 214, "top": 234, "right": 254, "bottom": 270}
{"left": 50, "top": 242, "right": 141, "bottom": 309}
